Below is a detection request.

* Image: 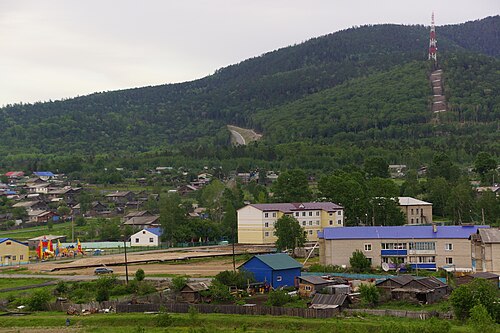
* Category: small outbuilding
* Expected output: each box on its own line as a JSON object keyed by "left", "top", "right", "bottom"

{"left": 456, "top": 272, "right": 499, "bottom": 288}
{"left": 309, "top": 293, "right": 351, "bottom": 310}
{"left": 181, "top": 282, "right": 210, "bottom": 303}
{"left": 376, "top": 276, "right": 448, "bottom": 304}
{"left": 239, "top": 253, "right": 302, "bottom": 289}
{"left": 297, "top": 275, "right": 337, "bottom": 297}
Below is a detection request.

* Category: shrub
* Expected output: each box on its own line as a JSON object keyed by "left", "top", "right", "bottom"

{"left": 155, "top": 312, "right": 174, "bottom": 327}
{"left": 450, "top": 278, "right": 499, "bottom": 322}
{"left": 469, "top": 304, "right": 496, "bottom": 333}
{"left": 170, "top": 275, "right": 188, "bottom": 292}
{"left": 137, "top": 281, "right": 157, "bottom": 295}
{"left": 55, "top": 281, "right": 68, "bottom": 294}
{"left": 96, "top": 286, "right": 110, "bottom": 302}
{"left": 26, "top": 289, "right": 51, "bottom": 311}
{"left": 359, "top": 283, "right": 379, "bottom": 307}
{"left": 135, "top": 269, "right": 145, "bottom": 281}
{"left": 201, "top": 281, "right": 234, "bottom": 303}
{"left": 214, "top": 270, "right": 255, "bottom": 289}
{"left": 266, "top": 290, "right": 291, "bottom": 307}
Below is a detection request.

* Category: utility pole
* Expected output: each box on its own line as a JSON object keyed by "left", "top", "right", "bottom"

{"left": 428, "top": 12, "right": 438, "bottom": 68}
{"left": 123, "top": 238, "right": 129, "bottom": 284}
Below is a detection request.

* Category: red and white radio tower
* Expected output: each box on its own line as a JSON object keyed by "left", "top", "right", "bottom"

{"left": 428, "top": 12, "right": 437, "bottom": 65}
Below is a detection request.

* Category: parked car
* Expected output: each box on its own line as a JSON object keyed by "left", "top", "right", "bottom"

{"left": 94, "top": 267, "right": 113, "bottom": 275}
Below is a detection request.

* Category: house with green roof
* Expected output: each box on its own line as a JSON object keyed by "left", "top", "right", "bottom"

{"left": 239, "top": 253, "right": 302, "bottom": 288}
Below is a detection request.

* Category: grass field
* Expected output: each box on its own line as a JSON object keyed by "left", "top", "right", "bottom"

{"left": 0, "top": 312, "right": 484, "bottom": 333}
{"left": 0, "top": 278, "right": 51, "bottom": 291}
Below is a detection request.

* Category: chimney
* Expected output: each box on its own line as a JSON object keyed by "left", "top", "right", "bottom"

{"left": 432, "top": 224, "right": 437, "bottom": 233}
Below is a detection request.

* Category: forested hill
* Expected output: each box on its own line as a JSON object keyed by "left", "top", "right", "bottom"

{"left": 0, "top": 16, "right": 499, "bottom": 170}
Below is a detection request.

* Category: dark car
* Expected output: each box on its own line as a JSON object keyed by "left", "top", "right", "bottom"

{"left": 94, "top": 267, "right": 113, "bottom": 275}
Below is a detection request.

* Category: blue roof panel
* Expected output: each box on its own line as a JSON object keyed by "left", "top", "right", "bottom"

{"left": 34, "top": 171, "right": 55, "bottom": 177}
{"left": 146, "top": 228, "right": 162, "bottom": 236}
{"left": 320, "top": 225, "right": 489, "bottom": 240}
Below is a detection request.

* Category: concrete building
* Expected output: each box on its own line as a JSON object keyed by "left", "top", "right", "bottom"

{"left": 130, "top": 228, "right": 162, "bottom": 247}
{"left": 470, "top": 228, "right": 500, "bottom": 274}
{"left": 0, "top": 238, "right": 29, "bottom": 266}
{"left": 237, "top": 202, "right": 344, "bottom": 244}
{"left": 318, "top": 225, "right": 488, "bottom": 271}
{"left": 398, "top": 197, "right": 432, "bottom": 225}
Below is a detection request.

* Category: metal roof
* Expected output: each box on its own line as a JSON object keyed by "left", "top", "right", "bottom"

{"left": 398, "top": 197, "right": 432, "bottom": 206}
{"left": 477, "top": 228, "right": 500, "bottom": 243}
{"left": 250, "top": 253, "right": 302, "bottom": 270}
{"left": 319, "top": 225, "right": 489, "bottom": 240}
{"left": 311, "top": 294, "right": 349, "bottom": 306}
{"left": 0, "top": 238, "right": 28, "bottom": 246}
{"left": 244, "top": 202, "right": 343, "bottom": 213}
{"left": 33, "top": 171, "right": 55, "bottom": 177}
{"left": 297, "top": 275, "right": 332, "bottom": 285}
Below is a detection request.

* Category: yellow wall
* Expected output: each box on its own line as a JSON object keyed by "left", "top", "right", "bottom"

{"left": 0, "top": 240, "right": 29, "bottom": 265}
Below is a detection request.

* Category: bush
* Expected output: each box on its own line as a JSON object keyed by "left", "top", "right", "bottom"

{"left": 450, "top": 278, "right": 499, "bottom": 322}
{"left": 155, "top": 312, "right": 174, "bottom": 327}
{"left": 214, "top": 270, "right": 255, "bottom": 289}
{"left": 96, "top": 287, "right": 109, "bottom": 302}
{"left": 135, "top": 269, "right": 145, "bottom": 281}
{"left": 266, "top": 290, "right": 291, "bottom": 307}
{"left": 55, "top": 281, "right": 68, "bottom": 294}
{"left": 26, "top": 289, "right": 51, "bottom": 311}
{"left": 201, "top": 281, "right": 234, "bottom": 303}
{"left": 137, "top": 281, "right": 157, "bottom": 296}
{"left": 469, "top": 304, "right": 496, "bottom": 333}
{"left": 170, "top": 276, "right": 188, "bottom": 292}
{"left": 359, "top": 283, "right": 379, "bottom": 307}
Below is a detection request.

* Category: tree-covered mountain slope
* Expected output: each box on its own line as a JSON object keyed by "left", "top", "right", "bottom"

{"left": 0, "top": 16, "right": 498, "bottom": 165}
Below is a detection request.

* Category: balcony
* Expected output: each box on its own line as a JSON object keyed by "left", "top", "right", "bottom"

{"left": 381, "top": 249, "right": 407, "bottom": 256}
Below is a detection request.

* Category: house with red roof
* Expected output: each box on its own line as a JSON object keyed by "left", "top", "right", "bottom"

{"left": 237, "top": 202, "right": 344, "bottom": 244}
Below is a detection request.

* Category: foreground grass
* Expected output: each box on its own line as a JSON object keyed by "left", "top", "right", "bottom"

{"left": 0, "top": 311, "right": 485, "bottom": 333}
{"left": 0, "top": 278, "right": 51, "bottom": 291}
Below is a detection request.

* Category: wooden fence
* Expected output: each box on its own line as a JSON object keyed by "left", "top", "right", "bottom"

{"left": 116, "top": 302, "right": 339, "bottom": 319}
{"left": 344, "top": 308, "right": 453, "bottom": 320}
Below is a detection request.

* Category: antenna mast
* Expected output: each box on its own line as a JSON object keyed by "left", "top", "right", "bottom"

{"left": 428, "top": 12, "right": 438, "bottom": 67}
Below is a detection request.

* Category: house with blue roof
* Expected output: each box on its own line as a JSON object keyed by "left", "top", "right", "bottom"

{"left": 33, "top": 171, "right": 55, "bottom": 181}
{"left": 318, "top": 225, "right": 489, "bottom": 271}
{"left": 130, "top": 227, "right": 162, "bottom": 247}
{"left": 0, "top": 238, "right": 29, "bottom": 266}
{"left": 239, "top": 253, "right": 302, "bottom": 289}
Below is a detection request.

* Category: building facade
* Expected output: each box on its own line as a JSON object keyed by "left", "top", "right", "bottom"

{"left": 239, "top": 253, "right": 302, "bottom": 289}
{"left": 0, "top": 238, "right": 29, "bottom": 266}
{"left": 470, "top": 228, "right": 500, "bottom": 274}
{"left": 237, "top": 202, "right": 344, "bottom": 244}
{"left": 398, "top": 197, "right": 433, "bottom": 225}
{"left": 318, "top": 225, "right": 488, "bottom": 271}
{"left": 130, "top": 228, "right": 162, "bottom": 247}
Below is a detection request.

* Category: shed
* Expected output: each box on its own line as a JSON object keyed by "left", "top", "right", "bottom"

{"left": 456, "top": 272, "right": 499, "bottom": 288}
{"left": 181, "top": 282, "right": 210, "bottom": 303}
{"left": 239, "top": 253, "right": 302, "bottom": 289}
{"left": 376, "top": 276, "right": 448, "bottom": 304}
{"left": 310, "top": 293, "right": 351, "bottom": 310}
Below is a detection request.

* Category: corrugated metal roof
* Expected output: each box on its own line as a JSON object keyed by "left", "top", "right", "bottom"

{"left": 311, "top": 294, "right": 349, "bottom": 306}
{"left": 244, "top": 202, "right": 343, "bottom": 213}
{"left": 478, "top": 228, "right": 500, "bottom": 243}
{"left": 33, "top": 171, "right": 55, "bottom": 177}
{"left": 320, "top": 225, "right": 489, "bottom": 240}
{"left": 471, "top": 272, "right": 499, "bottom": 279}
{"left": 252, "top": 253, "right": 302, "bottom": 270}
{"left": 298, "top": 275, "right": 332, "bottom": 285}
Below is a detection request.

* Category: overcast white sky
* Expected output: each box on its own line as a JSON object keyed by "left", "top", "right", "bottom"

{"left": 1, "top": 1, "right": 498, "bottom": 106}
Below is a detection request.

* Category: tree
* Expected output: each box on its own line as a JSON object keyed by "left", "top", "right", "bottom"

{"left": 425, "top": 177, "right": 449, "bottom": 217}
{"left": 428, "top": 153, "right": 460, "bottom": 182}
{"left": 359, "top": 283, "right": 379, "bottom": 307}
{"left": 469, "top": 304, "right": 496, "bottom": 333}
{"left": 369, "top": 197, "right": 406, "bottom": 226}
{"left": 364, "top": 157, "right": 389, "bottom": 178}
{"left": 450, "top": 278, "right": 499, "bottom": 322}
{"left": 271, "top": 169, "right": 312, "bottom": 203}
{"left": 446, "top": 180, "right": 475, "bottom": 224}
{"left": 266, "top": 289, "right": 291, "bottom": 306}
{"left": 474, "top": 152, "right": 497, "bottom": 181}
{"left": 135, "top": 268, "right": 145, "bottom": 281}
{"left": 200, "top": 280, "right": 234, "bottom": 303}
{"left": 26, "top": 289, "right": 51, "bottom": 311}
{"left": 476, "top": 191, "right": 499, "bottom": 225}
{"left": 160, "top": 193, "right": 188, "bottom": 246}
{"left": 170, "top": 275, "right": 188, "bottom": 292}
{"left": 57, "top": 203, "right": 71, "bottom": 221}
{"left": 349, "top": 250, "right": 371, "bottom": 273}
{"left": 215, "top": 270, "right": 255, "bottom": 289}
{"left": 274, "top": 215, "right": 306, "bottom": 254}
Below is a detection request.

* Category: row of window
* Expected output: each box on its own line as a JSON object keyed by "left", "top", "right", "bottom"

{"left": 409, "top": 218, "right": 420, "bottom": 224}
{"left": 264, "top": 211, "right": 342, "bottom": 218}
{"left": 0, "top": 255, "right": 24, "bottom": 261}
{"left": 135, "top": 238, "right": 155, "bottom": 243}
{"left": 410, "top": 208, "right": 422, "bottom": 215}
{"left": 366, "top": 242, "right": 453, "bottom": 251}
{"left": 264, "top": 229, "right": 318, "bottom": 237}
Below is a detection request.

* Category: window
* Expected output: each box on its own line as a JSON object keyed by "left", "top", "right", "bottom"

{"left": 149, "top": 238, "right": 154, "bottom": 243}
{"left": 446, "top": 257, "right": 453, "bottom": 264}
{"left": 272, "top": 212, "right": 276, "bottom": 217}
{"left": 308, "top": 230, "right": 313, "bottom": 235}
{"left": 142, "top": 231, "right": 146, "bottom": 234}
{"left": 264, "top": 222, "right": 269, "bottom": 228}
{"left": 411, "top": 208, "right": 414, "bottom": 215}
{"left": 264, "top": 232, "right": 269, "bottom": 237}
{"left": 364, "top": 243, "right": 372, "bottom": 251}
{"left": 6, "top": 242, "right": 11, "bottom": 245}
{"left": 417, "top": 256, "right": 436, "bottom": 263}
{"left": 382, "top": 243, "right": 407, "bottom": 250}
{"left": 329, "top": 220, "right": 333, "bottom": 225}
{"left": 309, "top": 221, "right": 313, "bottom": 226}
{"left": 338, "top": 211, "right": 342, "bottom": 216}
{"left": 302, "top": 221, "right": 306, "bottom": 226}
{"left": 135, "top": 238, "right": 139, "bottom": 243}
{"left": 411, "top": 218, "right": 414, "bottom": 224}
{"left": 337, "top": 220, "right": 342, "bottom": 225}
{"left": 408, "top": 242, "right": 435, "bottom": 251}
{"left": 416, "top": 218, "right": 419, "bottom": 224}
{"left": 295, "top": 212, "right": 299, "bottom": 217}
{"left": 20, "top": 255, "right": 24, "bottom": 260}
{"left": 329, "top": 212, "right": 333, "bottom": 216}
{"left": 276, "top": 276, "right": 282, "bottom": 282}
{"left": 308, "top": 212, "right": 312, "bottom": 216}
{"left": 302, "top": 212, "right": 306, "bottom": 217}
{"left": 316, "top": 221, "right": 320, "bottom": 225}
{"left": 316, "top": 211, "right": 320, "bottom": 216}
{"left": 366, "top": 258, "right": 372, "bottom": 264}
{"left": 305, "top": 285, "right": 312, "bottom": 291}
{"left": 416, "top": 208, "right": 419, "bottom": 214}
{"left": 264, "top": 213, "right": 269, "bottom": 218}
{"left": 445, "top": 243, "right": 453, "bottom": 251}
{"left": 12, "top": 255, "right": 16, "bottom": 260}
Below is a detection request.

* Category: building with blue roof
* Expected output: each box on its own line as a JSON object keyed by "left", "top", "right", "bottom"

{"left": 318, "top": 225, "right": 489, "bottom": 271}
{"left": 239, "top": 253, "right": 302, "bottom": 289}
{"left": 130, "top": 228, "right": 162, "bottom": 247}
{"left": 0, "top": 238, "right": 29, "bottom": 266}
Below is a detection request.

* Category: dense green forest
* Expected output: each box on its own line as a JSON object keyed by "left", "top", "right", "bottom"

{"left": 0, "top": 16, "right": 498, "bottom": 174}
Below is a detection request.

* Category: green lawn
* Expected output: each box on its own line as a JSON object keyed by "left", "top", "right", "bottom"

{"left": 0, "top": 312, "right": 483, "bottom": 333}
{"left": 0, "top": 278, "right": 52, "bottom": 291}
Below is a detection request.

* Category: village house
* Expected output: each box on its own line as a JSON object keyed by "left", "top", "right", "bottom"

{"left": 12, "top": 200, "right": 48, "bottom": 212}
{"left": 27, "top": 210, "right": 58, "bottom": 225}
{"left": 398, "top": 197, "right": 433, "bottom": 225}
{"left": 239, "top": 253, "right": 302, "bottom": 289}
{"left": 470, "top": 228, "right": 500, "bottom": 274}
{"left": 130, "top": 228, "right": 162, "bottom": 247}
{"left": 105, "top": 191, "right": 136, "bottom": 205}
{"left": 0, "top": 238, "right": 29, "bottom": 266}
{"left": 237, "top": 202, "right": 344, "bottom": 244}
{"left": 123, "top": 215, "right": 160, "bottom": 229}
{"left": 318, "top": 225, "right": 488, "bottom": 271}
{"left": 456, "top": 272, "right": 499, "bottom": 287}
{"left": 376, "top": 276, "right": 448, "bottom": 304}
{"left": 33, "top": 171, "right": 55, "bottom": 181}
{"left": 296, "top": 275, "right": 337, "bottom": 297}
